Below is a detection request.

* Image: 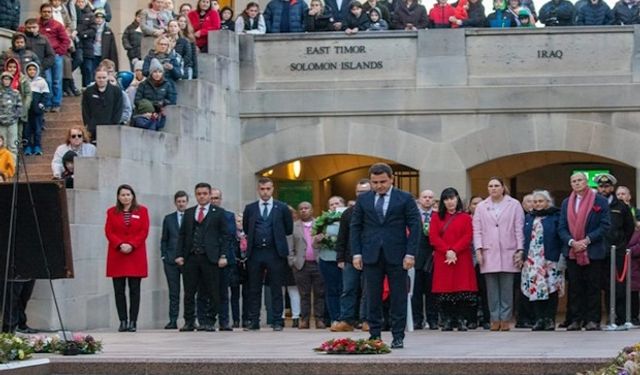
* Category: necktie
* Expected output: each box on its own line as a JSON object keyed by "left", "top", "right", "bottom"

{"left": 375, "top": 193, "right": 385, "bottom": 222}
{"left": 262, "top": 202, "right": 269, "bottom": 220}
{"left": 197, "top": 207, "right": 205, "bottom": 223}
{"left": 423, "top": 211, "right": 429, "bottom": 223}
{"left": 178, "top": 213, "right": 183, "bottom": 228}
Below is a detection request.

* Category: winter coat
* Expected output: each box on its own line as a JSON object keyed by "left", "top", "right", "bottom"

{"left": 362, "top": 1, "right": 391, "bottom": 22}
{"left": 77, "top": 7, "right": 97, "bottom": 59}
{"left": 105, "top": 205, "right": 149, "bottom": 278}
{"left": 122, "top": 21, "right": 143, "bottom": 62}
{"left": 472, "top": 195, "right": 525, "bottom": 274}
{"left": 187, "top": 9, "right": 221, "bottom": 50}
{"left": 0, "top": 48, "right": 40, "bottom": 75}
{"left": 142, "top": 50, "right": 183, "bottom": 82}
{"left": 0, "top": 86, "right": 22, "bottom": 127}
{"left": 539, "top": 0, "right": 575, "bottom": 25}
{"left": 94, "top": 25, "right": 119, "bottom": 69}
{"left": 0, "top": 0, "right": 20, "bottom": 31}
{"left": 558, "top": 194, "right": 611, "bottom": 260}
{"left": 81, "top": 83, "right": 123, "bottom": 128}
{"left": 24, "top": 33, "right": 56, "bottom": 72}
{"left": 304, "top": 13, "right": 334, "bottom": 31}
{"left": 576, "top": 0, "right": 613, "bottom": 25}
{"left": 264, "top": 0, "right": 309, "bottom": 33}
{"left": 134, "top": 78, "right": 177, "bottom": 109}
{"left": 460, "top": 0, "right": 487, "bottom": 26}
{"left": 612, "top": 0, "right": 640, "bottom": 24}
{"left": 173, "top": 37, "right": 193, "bottom": 77}
{"left": 429, "top": 4, "right": 456, "bottom": 28}
{"left": 430, "top": 211, "right": 478, "bottom": 293}
{"left": 37, "top": 18, "right": 71, "bottom": 56}
{"left": 25, "top": 62, "right": 50, "bottom": 116}
{"left": 391, "top": 1, "right": 428, "bottom": 29}
{"left": 221, "top": 19, "right": 236, "bottom": 31}
{"left": 4, "top": 58, "right": 31, "bottom": 123}
{"left": 0, "top": 147, "right": 15, "bottom": 179}
{"left": 343, "top": 12, "right": 370, "bottom": 30}
{"left": 487, "top": 9, "right": 517, "bottom": 27}
{"left": 523, "top": 209, "right": 563, "bottom": 262}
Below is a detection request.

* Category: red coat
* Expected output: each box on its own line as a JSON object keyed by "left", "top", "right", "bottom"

{"left": 187, "top": 9, "right": 221, "bottom": 50}
{"left": 428, "top": 4, "right": 456, "bottom": 27}
{"left": 429, "top": 211, "right": 478, "bottom": 293}
{"left": 105, "top": 205, "right": 150, "bottom": 278}
{"left": 37, "top": 18, "right": 70, "bottom": 56}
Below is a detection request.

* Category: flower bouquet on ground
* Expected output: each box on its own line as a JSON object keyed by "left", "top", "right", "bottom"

{"left": 579, "top": 343, "right": 640, "bottom": 375}
{"left": 0, "top": 333, "right": 33, "bottom": 363}
{"left": 30, "top": 333, "right": 103, "bottom": 355}
{"left": 314, "top": 338, "right": 391, "bottom": 354}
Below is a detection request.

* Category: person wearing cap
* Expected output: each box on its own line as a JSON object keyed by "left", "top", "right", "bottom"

{"left": 516, "top": 9, "right": 536, "bottom": 26}
{"left": 134, "top": 58, "right": 176, "bottom": 131}
{"left": 126, "top": 60, "right": 146, "bottom": 105}
{"left": 595, "top": 173, "right": 635, "bottom": 326}
{"left": 0, "top": 71, "right": 22, "bottom": 156}
{"left": 93, "top": 9, "right": 119, "bottom": 71}
{"left": 558, "top": 172, "right": 610, "bottom": 331}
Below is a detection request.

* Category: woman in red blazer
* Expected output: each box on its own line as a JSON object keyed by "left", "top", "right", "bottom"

{"left": 188, "top": 0, "right": 221, "bottom": 52}
{"left": 105, "top": 184, "right": 150, "bottom": 332}
{"left": 429, "top": 187, "right": 478, "bottom": 331}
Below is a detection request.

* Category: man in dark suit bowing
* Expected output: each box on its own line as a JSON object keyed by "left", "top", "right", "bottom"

{"left": 243, "top": 177, "right": 294, "bottom": 331}
{"left": 350, "top": 163, "right": 421, "bottom": 349}
{"left": 175, "top": 183, "right": 231, "bottom": 332}
{"left": 160, "top": 190, "right": 189, "bottom": 329}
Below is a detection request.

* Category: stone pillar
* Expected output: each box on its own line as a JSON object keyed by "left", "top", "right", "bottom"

{"left": 416, "top": 29, "right": 468, "bottom": 87}
{"left": 419, "top": 169, "right": 469, "bottom": 202}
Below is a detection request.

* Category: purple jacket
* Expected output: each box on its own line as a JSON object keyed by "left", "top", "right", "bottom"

{"left": 473, "top": 195, "right": 525, "bottom": 273}
{"left": 628, "top": 230, "right": 640, "bottom": 291}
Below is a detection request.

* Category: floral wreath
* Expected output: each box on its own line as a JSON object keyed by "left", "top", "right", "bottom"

{"left": 312, "top": 210, "right": 343, "bottom": 250}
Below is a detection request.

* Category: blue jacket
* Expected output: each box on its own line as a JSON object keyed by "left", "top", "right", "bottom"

{"left": 558, "top": 193, "right": 611, "bottom": 260}
{"left": 576, "top": 0, "right": 613, "bottom": 25}
{"left": 523, "top": 210, "right": 563, "bottom": 262}
{"left": 350, "top": 188, "right": 421, "bottom": 266}
{"left": 539, "top": 0, "right": 575, "bottom": 26}
{"left": 264, "top": 0, "right": 309, "bottom": 33}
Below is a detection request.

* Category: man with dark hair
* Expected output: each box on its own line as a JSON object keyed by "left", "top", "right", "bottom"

{"left": 81, "top": 68, "right": 123, "bottom": 143}
{"left": 175, "top": 183, "right": 231, "bottom": 332}
{"left": 23, "top": 19, "right": 56, "bottom": 74}
{"left": 333, "top": 179, "right": 371, "bottom": 332}
{"left": 37, "top": 3, "right": 70, "bottom": 112}
{"left": 243, "top": 177, "right": 294, "bottom": 331}
{"left": 0, "top": 33, "right": 40, "bottom": 71}
{"left": 160, "top": 190, "right": 189, "bottom": 329}
{"left": 350, "top": 163, "right": 421, "bottom": 348}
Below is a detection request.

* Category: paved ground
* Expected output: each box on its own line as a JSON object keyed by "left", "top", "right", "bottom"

{"left": 3, "top": 328, "right": 638, "bottom": 374}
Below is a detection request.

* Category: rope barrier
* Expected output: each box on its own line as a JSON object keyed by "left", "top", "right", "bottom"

{"left": 616, "top": 252, "right": 630, "bottom": 283}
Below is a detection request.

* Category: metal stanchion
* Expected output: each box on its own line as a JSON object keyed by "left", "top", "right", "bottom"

{"left": 605, "top": 246, "right": 618, "bottom": 331}
{"left": 625, "top": 249, "right": 633, "bottom": 329}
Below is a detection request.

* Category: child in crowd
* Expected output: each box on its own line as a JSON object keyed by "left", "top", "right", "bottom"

{"left": 344, "top": 1, "right": 370, "bottom": 34}
{"left": 4, "top": 58, "right": 31, "bottom": 146}
{"left": 61, "top": 150, "right": 77, "bottom": 188}
{"left": 24, "top": 62, "right": 49, "bottom": 156}
{"left": 0, "top": 135, "right": 15, "bottom": 180}
{"left": 428, "top": 0, "right": 456, "bottom": 28}
{"left": 451, "top": 0, "right": 469, "bottom": 27}
{"left": 133, "top": 59, "right": 176, "bottom": 131}
{"left": 517, "top": 9, "right": 535, "bottom": 26}
{"left": 220, "top": 7, "right": 235, "bottom": 31}
{"left": 0, "top": 71, "right": 22, "bottom": 156}
{"left": 235, "top": 2, "right": 266, "bottom": 34}
{"left": 367, "top": 7, "right": 389, "bottom": 30}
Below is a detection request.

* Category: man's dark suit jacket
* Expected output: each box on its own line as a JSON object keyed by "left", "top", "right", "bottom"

{"left": 176, "top": 205, "right": 231, "bottom": 264}
{"left": 350, "top": 188, "right": 421, "bottom": 266}
{"left": 161, "top": 211, "right": 181, "bottom": 265}
{"left": 243, "top": 199, "right": 293, "bottom": 259}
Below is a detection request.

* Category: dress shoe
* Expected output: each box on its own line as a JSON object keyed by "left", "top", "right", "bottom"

{"left": 180, "top": 323, "right": 196, "bottom": 332}
{"left": 481, "top": 322, "right": 491, "bottom": 330}
{"left": 369, "top": 335, "right": 381, "bottom": 341}
{"left": 442, "top": 319, "right": 453, "bottom": 331}
{"left": 532, "top": 319, "right": 545, "bottom": 331}
{"left": 118, "top": 321, "right": 128, "bottom": 332}
{"left": 544, "top": 319, "right": 556, "bottom": 331}
{"left": 499, "top": 321, "right": 510, "bottom": 331}
{"left": 490, "top": 321, "right": 500, "bottom": 331}
{"left": 232, "top": 320, "right": 240, "bottom": 328}
{"left": 361, "top": 322, "right": 370, "bottom": 332}
{"left": 273, "top": 324, "right": 284, "bottom": 331}
{"left": 467, "top": 321, "right": 478, "bottom": 330}
{"left": 16, "top": 325, "right": 38, "bottom": 334}
{"left": 204, "top": 324, "right": 216, "bottom": 332}
{"left": 558, "top": 320, "right": 571, "bottom": 328}
{"left": 292, "top": 318, "right": 299, "bottom": 328}
{"left": 219, "top": 326, "right": 233, "bottom": 331}
{"left": 128, "top": 321, "right": 137, "bottom": 332}
{"left": 391, "top": 338, "right": 404, "bottom": 349}
{"left": 164, "top": 321, "right": 177, "bottom": 329}
{"left": 566, "top": 321, "right": 582, "bottom": 331}
{"left": 331, "top": 321, "right": 354, "bottom": 332}
{"left": 315, "top": 320, "right": 326, "bottom": 329}
{"left": 428, "top": 321, "right": 439, "bottom": 330}
{"left": 457, "top": 320, "right": 468, "bottom": 332}
{"left": 585, "top": 321, "right": 601, "bottom": 331}
{"left": 413, "top": 323, "right": 423, "bottom": 330}
{"left": 244, "top": 322, "right": 260, "bottom": 331}
{"left": 515, "top": 321, "right": 532, "bottom": 329}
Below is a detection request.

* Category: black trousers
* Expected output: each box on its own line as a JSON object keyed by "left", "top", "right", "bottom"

{"left": 247, "top": 246, "right": 286, "bottom": 326}
{"left": 364, "top": 257, "right": 407, "bottom": 340}
{"left": 475, "top": 265, "right": 491, "bottom": 325}
{"left": 531, "top": 292, "right": 558, "bottom": 322}
{"left": 112, "top": 277, "right": 141, "bottom": 322}
{"left": 163, "top": 262, "right": 181, "bottom": 322}
{"left": 2, "top": 280, "right": 36, "bottom": 331}
{"left": 567, "top": 259, "right": 604, "bottom": 324}
{"left": 412, "top": 268, "right": 438, "bottom": 326}
{"left": 183, "top": 254, "right": 219, "bottom": 325}
{"left": 515, "top": 273, "right": 534, "bottom": 324}
{"left": 218, "top": 266, "right": 232, "bottom": 327}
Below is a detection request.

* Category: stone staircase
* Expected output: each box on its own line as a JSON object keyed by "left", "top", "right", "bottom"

{"left": 19, "top": 96, "right": 82, "bottom": 182}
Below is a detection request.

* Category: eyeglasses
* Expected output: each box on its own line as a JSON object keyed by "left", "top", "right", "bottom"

{"left": 159, "top": 43, "right": 170, "bottom": 46}
{"left": 71, "top": 134, "right": 83, "bottom": 139}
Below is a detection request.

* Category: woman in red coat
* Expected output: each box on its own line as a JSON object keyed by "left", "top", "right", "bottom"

{"left": 429, "top": 187, "right": 478, "bottom": 331}
{"left": 105, "top": 184, "right": 149, "bottom": 332}
{"left": 188, "top": 0, "right": 221, "bottom": 53}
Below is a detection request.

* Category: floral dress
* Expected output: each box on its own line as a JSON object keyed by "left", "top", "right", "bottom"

{"left": 521, "top": 217, "right": 565, "bottom": 301}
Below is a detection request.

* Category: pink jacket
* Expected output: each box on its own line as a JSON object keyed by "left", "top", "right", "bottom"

{"left": 472, "top": 195, "right": 525, "bottom": 273}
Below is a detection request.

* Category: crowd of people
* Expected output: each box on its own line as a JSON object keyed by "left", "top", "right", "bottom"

{"left": 89, "top": 163, "right": 640, "bottom": 349}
